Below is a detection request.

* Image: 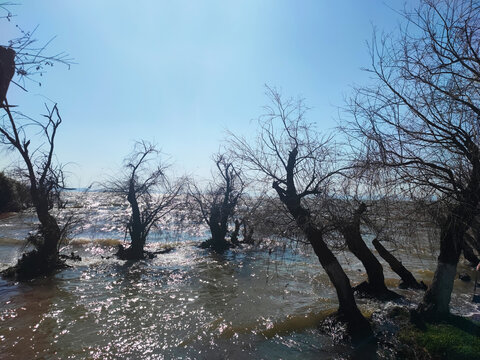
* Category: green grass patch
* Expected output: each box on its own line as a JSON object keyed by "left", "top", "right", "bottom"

{"left": 399, "top": 316, "right": 480, "bottom": 360}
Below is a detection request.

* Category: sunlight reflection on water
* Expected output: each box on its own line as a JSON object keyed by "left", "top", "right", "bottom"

{"left": 0, "top": 245, "right": 358, "bottom": 359}
{"left": 0, "top": 193, "right": 479, "bottom": 359}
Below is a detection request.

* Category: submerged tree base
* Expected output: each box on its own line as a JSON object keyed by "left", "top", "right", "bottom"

{"left": 115, "top": 244, "right": 174, "bottom": 261}
{"left": 321, "top": 310, "right": 377, "bottom": 349}
{"left": 398, "top": 279, "right": 427, "bottom": 290}
{"left": 198, "top": 238, "right": 232, "bottom": 253}
{"left": 353, "top": 281, "right": 403, "bottom": 301}
{"left": 1, "top": 250, "right": 68, "bottom": 281}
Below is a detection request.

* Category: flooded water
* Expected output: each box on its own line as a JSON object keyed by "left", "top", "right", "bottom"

{"left": 0, "top": 193, "right": 479, "bottom": 359}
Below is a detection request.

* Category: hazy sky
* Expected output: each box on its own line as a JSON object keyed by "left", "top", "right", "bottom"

{"left": 1, "top": 1, "right": 407, "bottom": 187}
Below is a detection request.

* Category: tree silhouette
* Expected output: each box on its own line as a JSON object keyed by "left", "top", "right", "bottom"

{"left": 231, "top": 86, "right": 373, "bottom": 344}
{"left": 347, "top": 0, "right": 480, "bottom": 319}
{"left": 188, "top": 153, "right": 245, "bottom": 252}
{"left": 106, "top": 141, "right": 183, "bottom": 260}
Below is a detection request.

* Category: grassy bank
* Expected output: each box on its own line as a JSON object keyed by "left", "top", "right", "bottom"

{"left": 396, "top": 313, "right": 480, "bottom": 360}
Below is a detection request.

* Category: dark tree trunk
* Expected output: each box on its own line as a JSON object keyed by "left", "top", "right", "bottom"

{"left": 230, "top": 219, "right": 241, "bottom": 246}
{"left": 468, "top": 218, "right": 480, "bottom": 253}
{"left": 3, "top": 190, "right": 64, "bottom": 280}
{"left": 206, "top": 206, "right": 230, "bottom": 252}
{"left": 123, "top": 232, "right": 146, "bottom": 260}
{"left": 0, "top": 47, "right": 15, "bottom": 106}
{"left": 198, "top": 155, "right": 243, "bottom": 253}
{"left": 31, "top": 187, "right": 61, "bottom": 261}
{"left": 306, "top": 225, "right": 373, "bottom": 344}
{"left": 273, "top": 179, "right": 373, "bottom": 343}
{"left": 209, "top": 227, "right": 229, "bottom": 251}
{"left": 372, "top": 238, "right": 426, "bottom": 290}
{"left": 37, "top": 207, "right": 61, "bottom": 256}
{"left": 463, "top": 233, "right": 480, "bottom": 266}
{"left": 120, "top": 179, "right": 147, "bottom": 260}
{"left": 242, "top": 221, "right": 254, "bottom": 245}
{"left": 339, "top": 204, "right": 399, "bottom": 300}
{"left": 417, "top": 141, "right": 480, "bottom": 319}
{"left": 417, "top": 208, "right": 470, "bottom": 318}
{"left": 342, "top": 229, "right": 400, "bottom": 299}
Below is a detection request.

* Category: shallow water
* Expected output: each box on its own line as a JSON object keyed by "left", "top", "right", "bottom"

{"left": 0, "top": 244, "right": 352, "bottom": 359}
{"left": 0, "top": 194, "right": 479, "bottom": 359}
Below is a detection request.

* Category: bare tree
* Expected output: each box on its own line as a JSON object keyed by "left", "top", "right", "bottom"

{"left": 105, "top": 141, "right": 183, "bottom": 260}
{"left": 0, "top": 101, "right": 70, "bottom": 279}
{"left": 188, "top": 153, "right": 245, "bottom": 252}
{"left": 232, "top": 192, "right": 268, "bottom": 245}
{"left": 230, "top": 86, "right": 373, "bottom": 345}
{"left": 0, "top": 3, "right": 75, "bottom": 279}
{"left": 347, "top": 0, "right": 480, "bottom": 319}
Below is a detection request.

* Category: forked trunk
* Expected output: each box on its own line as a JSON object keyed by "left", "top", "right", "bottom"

{"left": 270, "top": 147, "right": 373, "bottom": 344}
{"left": 276, "top": 188, "right": 373, "bottom": 343}
{"left": 341, "top": 226, "right": 399, "bottom": 299}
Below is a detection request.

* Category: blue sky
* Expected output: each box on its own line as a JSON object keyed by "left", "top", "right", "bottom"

{"left": 0, "top": 1, "right": 406, "bottom": 187}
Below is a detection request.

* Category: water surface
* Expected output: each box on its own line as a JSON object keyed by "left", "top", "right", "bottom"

{"left": 1, "top": 194, "right": 479, "bottom": 359}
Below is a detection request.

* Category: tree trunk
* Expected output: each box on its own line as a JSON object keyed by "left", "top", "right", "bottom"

{"left": 342, "top": 227, "right": 400, "bottom": 299}
{"left": 417, "top": 206, "right": 471, "bottom": 319}
{"left": 207, "top": 206, "right": 230, "bottom": 252}
{"left": 123, "top": 179, "right": 147, "bottom": 260}
{"left": 33, "top": 189, "right": 61, "bottom": 260}
{"left": 242, "top": 221, "right": 254, "bottom": 245}
{"left": 417, "top": 141, "right": 480, "bottom": 319}
{"left": 468, "top": 218, "right": 480, "bottom": 253}
{"left": 37, "top": 210, "right": 61, "bottom": 255}
{"left": 0, "top": 46, "right": 15, "bottom": 106}
{"left": 274, "top": 182, "right": 373, "bottom": 344}
{"left": 335, "top": 204, "right": 399, "bottom": 299}
{"left": 463, "top": 234, "right": 480, "bottom": 266}
{"left": 230, "top": 219, "right": 241, "bottom": 246}
{"left": 5, "top": 191, "right": 63, "bottom": 280}
{"left": 306, "top": 225, "right": 373, "bottom": 343}
{"left": 210, "top": 225, "right": 229, "bottom": 251}
{"left": 372, "top": 238, "right": 426, "bottom": 290}
{"left": 126, "top": 232, "right": 146, "bottom": 260}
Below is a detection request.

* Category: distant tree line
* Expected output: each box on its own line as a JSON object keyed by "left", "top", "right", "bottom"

{"left": 0, "top": 171, "right": 30, "bottom": 213}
